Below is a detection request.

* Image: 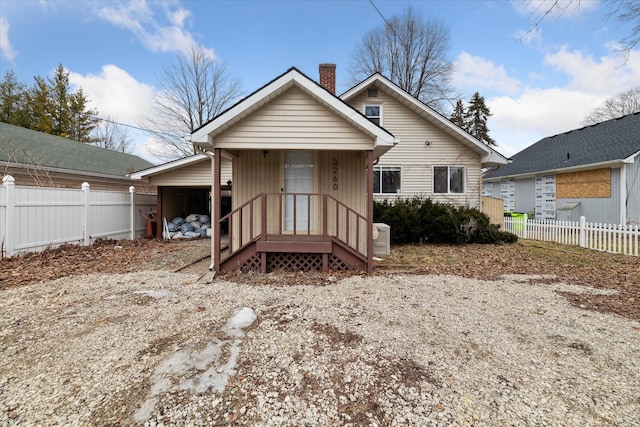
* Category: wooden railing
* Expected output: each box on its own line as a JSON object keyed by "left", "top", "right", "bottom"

{"left": 219, "top": 192, "right": 368, "bottom": 261}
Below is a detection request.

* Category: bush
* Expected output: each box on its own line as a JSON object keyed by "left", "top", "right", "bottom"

{"left": 373, "top": 196, "right": 517, "bottom": 245}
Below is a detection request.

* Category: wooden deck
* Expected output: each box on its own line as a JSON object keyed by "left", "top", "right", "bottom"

{"left": 215, "top": 193, "right": 369, "bottom": 272}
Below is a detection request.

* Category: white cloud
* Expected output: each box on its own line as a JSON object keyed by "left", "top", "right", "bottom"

{"left": 453, "top": 51, "right": 522, "bottom": 95}
{"left": 68, "top": 65, "right": 166, "bottom": 162}
{"left": 458, "top": 45, "right": 640, "bottom": 156}
{"left": 94, "top": 1, "right": 214, "bottom": 58}
{"left": 0, "top": 17, "right": 16, "bottom": 61}
{"left": 69, "top": 64, "right": 155, "bottom": 125}
{"left": 513, "top": 26, "right": 542, "bottom": 46}
{"left": 544, "top": 47, "right": 640, "bottom": 94}
{"left": 489, "top": 87, "right": 605, "bottom": 155}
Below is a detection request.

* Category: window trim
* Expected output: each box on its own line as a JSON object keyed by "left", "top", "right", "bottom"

{"left": 364, "top": 104, "right": 382, "bottom": 126}
{"left": 373, "top": 165, "right": 402, "bottom": 195}
{"left": 433, "top": 165, "right": 465, "bottom": 194}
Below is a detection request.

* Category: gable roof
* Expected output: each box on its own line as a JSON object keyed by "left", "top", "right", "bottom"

{"left": 129, "top": 154, "right": 208, "bottom": 179}
{"left": 484, "top": 112, "right": 640, "bottom": 180}
{"left": 341, "top": 73, "right": 509, "bottom": 167}
{"left": 191, "top": 67, "right": 396, "bottom": 157}
{"left": 0, "top": 122, "right": 154, "bottom": 178}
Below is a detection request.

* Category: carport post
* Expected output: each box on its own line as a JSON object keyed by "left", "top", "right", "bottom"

{"left": 213, "top": 148, "right": 221, "bottom": 272}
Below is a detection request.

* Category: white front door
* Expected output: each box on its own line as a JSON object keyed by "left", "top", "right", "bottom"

{"left": 284, "top": 150, "right": 314, "bottom": 231}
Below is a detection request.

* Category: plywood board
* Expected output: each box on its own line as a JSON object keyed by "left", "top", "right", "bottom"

{"left": 557, "top": 168, "right": 610, "bottom": 198}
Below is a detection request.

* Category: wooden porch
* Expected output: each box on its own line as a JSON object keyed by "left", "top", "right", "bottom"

{"left": 215, "top": 192, "right": 372, "bottom": 273}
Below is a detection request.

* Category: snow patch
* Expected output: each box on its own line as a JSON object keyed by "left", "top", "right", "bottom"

{"left": 133, "top": 307, "right": 257, "bottom": 423}
{"left": 223, "top": 307, "right": 258, "bottom": 337}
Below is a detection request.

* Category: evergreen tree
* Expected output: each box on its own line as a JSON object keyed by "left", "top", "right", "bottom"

{"left": 48, "top": 64, "right": 73, "bottom": 138}
{"left": 464, "top": 92, "right": 495, "bottom": 146}
{"left": 69, "top": 87, "right": 98, "bottom": 142}
{"left": 27, "top": 76, "right": 53, "bottom": 134}
{"left": 450, "top": 99, "right": 466, "bottom": 128}
{"left": 0, "top": 70, "right": 30, "bottom": 127}
{"left": 1, "top": 64, "right": 99, "bottom": 143}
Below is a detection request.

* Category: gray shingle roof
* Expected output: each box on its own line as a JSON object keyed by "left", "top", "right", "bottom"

{"left": 485, "top": 112, "right": 640, "bottom": 179}
{"left": 0, "top": 122, "right": 154, "bottom": 176}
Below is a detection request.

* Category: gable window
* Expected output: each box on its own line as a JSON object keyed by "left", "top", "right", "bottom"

{"left": 434, "top": 166, "right": 464, "bottom": 194}
{"left": 364, "top": 105, "right": 381, "bottom": 126}
{"left": 373, "top": 166, "right": 401, "bottom": 194}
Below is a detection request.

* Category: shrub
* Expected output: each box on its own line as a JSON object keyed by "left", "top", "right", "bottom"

{"left": 373, "top": 196, "right": 517, "bottom": 245}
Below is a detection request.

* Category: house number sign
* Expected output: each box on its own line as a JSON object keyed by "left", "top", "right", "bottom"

{"left": 332, "top": 158, "right": 338, "bottom": 190}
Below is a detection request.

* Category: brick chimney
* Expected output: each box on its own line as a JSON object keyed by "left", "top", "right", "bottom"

{"left": 319, "top": 63, "right": 336, "bottom": 94}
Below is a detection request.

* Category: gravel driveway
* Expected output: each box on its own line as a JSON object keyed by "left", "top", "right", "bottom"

{"left": 1, "top": 270, "right": 638, "bottom": 426}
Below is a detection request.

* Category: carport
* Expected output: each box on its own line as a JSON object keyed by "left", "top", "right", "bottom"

{"left": 130, "top": 154, "right": 232, "bottom": 238}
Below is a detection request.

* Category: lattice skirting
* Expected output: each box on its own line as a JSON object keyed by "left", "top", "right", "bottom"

{"left": 238, "top": 252, "right": 362, "bottom": 272}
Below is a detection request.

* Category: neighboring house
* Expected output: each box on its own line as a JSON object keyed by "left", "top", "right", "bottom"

{"left": 341, "top": 73, "right": 509, "bottom": 208}
{"left": 0, "top": 122, "right": 155, "bottom": 192}
{"left": 483, "top": 112, "right": 640, "bottom": 225}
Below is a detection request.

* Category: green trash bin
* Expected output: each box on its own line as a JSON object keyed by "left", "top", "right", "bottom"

{"left": 510, "top": 212, "right": 525, "bottom": 232}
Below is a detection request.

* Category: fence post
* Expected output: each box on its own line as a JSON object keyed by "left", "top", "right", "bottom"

{"left": 522, "top": 213, "right": 528, "bottom": 239}
{"left": 579, "top": 216, "right": 586, "bottom": 248}
{"left": 130, "top": 186, "right": 136, "bottom": 240}
{"left": 3, "top": 175, "right": 16, "bottom": 257}
{"left": 82, "top": 182, "right": 90, "bottom": 246}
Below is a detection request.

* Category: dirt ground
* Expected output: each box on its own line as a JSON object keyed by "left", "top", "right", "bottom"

{"left": 1, "top": 238, "right": 639, "bottom": 321}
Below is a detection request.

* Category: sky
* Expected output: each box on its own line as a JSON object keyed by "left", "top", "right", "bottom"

{"left": 1, "top": 0, "right": 639, "bottom": 164}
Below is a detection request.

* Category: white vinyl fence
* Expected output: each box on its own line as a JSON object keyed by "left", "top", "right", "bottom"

{"left": 1, "top": 175, "right": 156, "bottom": 257}
{"left": 504, "top": 214, "right": 639, "bottom": 256}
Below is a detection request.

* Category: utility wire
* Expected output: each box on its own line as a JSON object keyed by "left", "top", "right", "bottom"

{"left": 92, "top": 116, "right": 184, "bottom": 139}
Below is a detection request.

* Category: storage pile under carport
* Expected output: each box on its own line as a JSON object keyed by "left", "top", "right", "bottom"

{"left": 165, "top": 214, "right": 212, "bottom": 239}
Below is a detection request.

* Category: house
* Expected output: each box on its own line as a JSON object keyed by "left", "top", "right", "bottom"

{"left": 187, "top": 66, "right": 398, "bottom": 273}
{"left": 483, "top": 112, "right": 640, "bottom": 225}
{"left": 0, "top": 122, "right": 155, "bottom": 192}
{"left": 341, "top": 72, "right": 509, "bottom": 208}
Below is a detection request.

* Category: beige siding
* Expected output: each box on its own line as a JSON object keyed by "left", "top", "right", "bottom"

{"left": 214, "top": 87, "right": 373, "bottom": 151}
{"left": 149, "top": 158, "right": 232, "bottom": 187}
{"left": 228, "top": 150, "right": 369, "bottom": 253}
{"left": 316, "top": 151, "right": 366, "bottom": 216}
{"left": 348, "top": 91, "right": 482, "bottom": 208}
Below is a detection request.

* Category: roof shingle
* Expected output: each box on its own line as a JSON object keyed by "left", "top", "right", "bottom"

{"left": 485, "top": 112, "right": 640, "bottom": 179}
{"left": 0, "top": 122, "right": 154, "bottom": 177}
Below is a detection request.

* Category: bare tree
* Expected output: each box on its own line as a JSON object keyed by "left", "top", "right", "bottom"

{"left": 583, "top": 87, "right": 640, "bottom": 124}
{"left": 144, "top": 44, "right": 243, "bottom": 161}
{"left": 522, "top": 0, "right": 640, "bottom": 60}
{"left": 91, "top": 117, "right": 133, "bottom": 153}
{"left": 349, "top": 6, "right": 456, "bottom": 112}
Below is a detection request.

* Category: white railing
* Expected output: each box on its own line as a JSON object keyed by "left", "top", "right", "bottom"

{"left": 504, "top": 214, "right": 639, "bottom": 256}
{"left": 1, "top": 175, "right": 156, "bottom": 257}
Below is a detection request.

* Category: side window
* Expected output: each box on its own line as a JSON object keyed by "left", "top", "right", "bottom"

{"left": 364, "top": 105, "right": 381, "bottom": 126}
{"left": 374, "top": 166, "right": 401, "bottom": 194}
{"left": 434, "top": 166, "right": 464, "bottom": 194}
